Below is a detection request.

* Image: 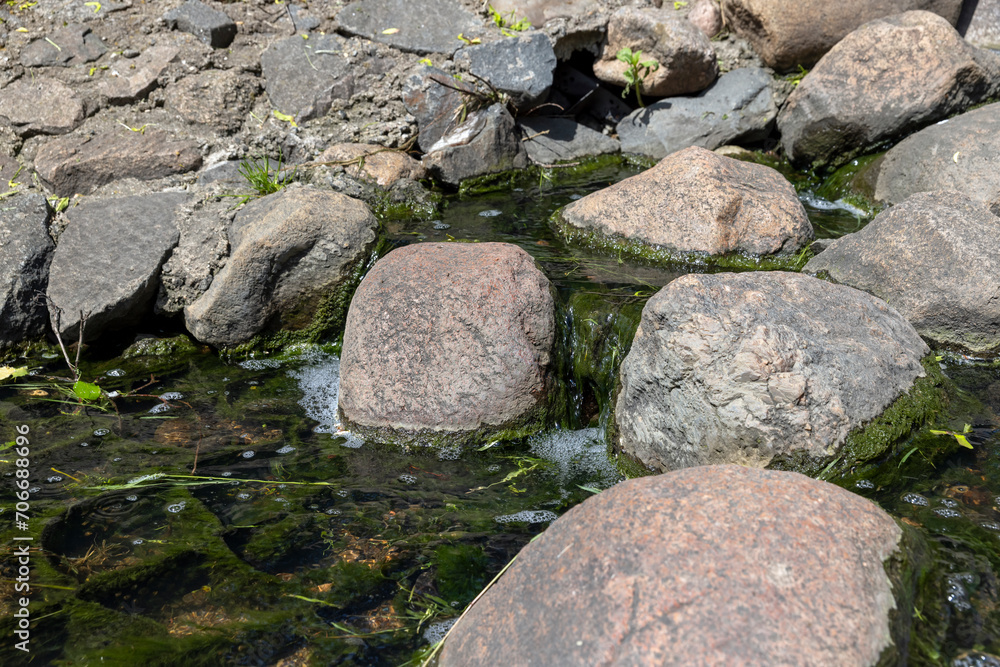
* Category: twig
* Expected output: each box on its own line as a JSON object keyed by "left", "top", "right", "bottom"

{"left": 521, "top": 130, "right": 549, "bottom": 141}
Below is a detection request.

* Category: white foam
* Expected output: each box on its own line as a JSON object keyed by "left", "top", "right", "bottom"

{"left": 287, "top": 347, "right": 343, "bottom": 434}
{"left": 239, "top": 358, "right": 283, "bottom": 370}
{"left": 494, "top": 510, "right": 558, "bottom": 524}
{"left": 529, "top": 427, "right": 621, "bottom": 487}
{"left": 423, "top": 618, "right": 457, "bottom": 645}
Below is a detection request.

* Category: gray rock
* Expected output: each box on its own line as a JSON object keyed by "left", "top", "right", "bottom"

{"left": 615, "top": 271, "right": 929, "bottom": 472}
{"left": 196, "top": 160, "right": 244, "bottom": 187}
{"left": 805, "top": 191, "right": 1000, "bottom": 355}
{"left": 487, "top": 0, "right": 599, "bottom": 28}
{"left": 0, "top": 195, "right": 54, "bottom": 348}
{"left": 164, "top": 0, "right": 237, "bottom": 49}
{"left": 592, "top": 6, "right": 718, "bottom": 98}
{"left": 721, "top": 0, "right": 964, "bottom": 70}
{"left": 155, "top": 197, "right": 231, "bottom": 314}
{"left": 961, "top": 0, "right": 1000, "bottom": 49}
{"left": 260, "top": 34, "right": 354, "bottom": 122}
{"left": 441, "top": 465, "right": 904, "bottom": 667}
{"left": 34, "top": 130, "right": 203, "bottom": 197}
{"left": 339, "top": 242, "right": 554, "bottom": 442}
{"left": 518, "top": 117, "right": 620, "bottom": 163}
{"left": 336, "top": 0, "right": 482, "bottom": 55}
{"left": 616, "top": 67, "right": 778, "bottom": 159}
{"left": 184, "top": 185, "right": 378, "bottom": 348}
{"left": 19, "top": 24, "right": 106, "bottom": 67}
{"left": 874, "top": 102, "right": 1000, "bottom": 209}
{"left": 402, "top": 65, "right": 478, "bottom": 152}
{"left": 165, "top": 69, "right": 258, "bottom": 134}
{"left": 455, "top": 32, "right": 556, "bottom": 109}
{"left": 99, "top": 45, "right": 179, "bottom": 105}
{"left": 0, "top": 78, "right": 85, "bottom": 137}
{"left": 47, "top": 194, "right": 185, "bottom": 341}
{"left": 778, "top": 11, "right": 1000, "bottom": 170}
{"left": 556, "top": 146, "right": 813, "bottom": 259}
{"left": 423, "top": 104, "right": 528, "bottom": 186}
{"left": 287, "top": 5, "right": 321, "bottom": 32}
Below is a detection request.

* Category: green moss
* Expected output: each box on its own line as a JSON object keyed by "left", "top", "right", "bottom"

{"left": 815, "top": 153, "right": 885, "bottom": 217}
{"left": 122, "top": 335, "right": 200, "bottom": 360}
{"left": 457, "top": 154, "right": 652, "bottom": 197}
{"left": 552, "top": 207, "right": 815, "bottom": 271}
{"left": 433, "top": 544, "right": 488, "bottom": 604}
{"left": 236, "top": 513, "right": 321, "bottom": 572}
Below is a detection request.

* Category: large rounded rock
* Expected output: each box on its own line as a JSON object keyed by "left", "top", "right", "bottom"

{"left": 778, "top": 11, "right": 1000, "bottom": 171}
{"left": 874, "top": 102, "right": 1000, "bottom": 209}
{"left": 721, "top": 0, "right": 963, "bottom": 70}
{"left": 441, "top": 465, "right": 905, "bottom": 666}
{"left": 554, "top": 146, "right": 813, "bottom": 264}
{"left": 184, "top": 185, "right": 378, "bottom": 348}
{"left": 592, "top": 6, "right": 718, "bottom": 98}
{"left": 616, "top": 271, "right": 929, "bottom": 472}
{"left": 806, "top": 191, "right": 1000, "bottom": 355}
{"left": 338, "top": 242, "right": 554, "bottom": 443}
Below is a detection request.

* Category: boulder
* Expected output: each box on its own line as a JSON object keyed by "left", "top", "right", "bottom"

{"left": 0, "top": 195, "right": 54, "bottom": 348}
{"left": 19, "top": 24, "right": 106, "bottom": 67}
{"left": 165, "top": 70, "right": 258, "bottom": 134}
{"left": 720, "top": 0, "right": 964, "bottom": 70}
{"left": 402, "top": 65, "right": 478, "bottom": 152}
{"left": 441, "top": 465, "right": 904, "bottom": 666}
{"left": 778, "top": 11, "right": 1000, "bottom": 170}
{"left": 454, "top": 33, "right": 556, "bottom": 109}
{"left": 46, "top": 194, "right": 185, "bottom": 341}
{"left": 260, "top": 34, "right": 354, "bottom": 122}
{"left": 592, "top": 7, "right": 718, "bottom": 98}
{"left": 422, "top": 103, "right": 528, "bottom": 186}
{"left": 960, "top": 0, "right": 1000, "bottom": 49}
{"left": 617, "top": 66, "right": 778, "bottom": 159}
{"left": 34, "top": 130, "right": 203, "bottom": 197}
{"left": 518, "top": 117, "right": 620, "bottom": 164}
{"left": 184, "top": 185, "right": 378, "bottom": 348}
{"left": 99, "top": 45, "right": 179, "bottom": 105}
{"left": 164, "top": 0, "right": 237, "bottom": 49}
{"left": 0, "top": 78, "right": 85, "bottom": 137}
{"left": 805, "top": 191, "right": 1000, "bottom": 355}
{"left": 336, "top": 0, "right": 482, "bottom": 55}
{"left": 339, "top": 242, "right": 554, "bottom": 443}
{"left": 315, "top": 143, "right": 426, "bottom": 188}
{"left": 874, "top": 102, "right": 1000, "bottom": 209}
{"left": 688, "top": 0, "right": 723, "bottom": 38}
{"left": 554, "top": 146, "right": 813, "bottom": 262}
{"left": 615, "top": 271, "right": 929, "bottom": 472}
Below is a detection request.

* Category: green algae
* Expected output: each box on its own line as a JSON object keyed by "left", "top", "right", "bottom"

{"left": 457, "top": 153, "right": 651, "bottom": 197}
{"left": 815, "top": 153, "right": 885, "bottom": 217}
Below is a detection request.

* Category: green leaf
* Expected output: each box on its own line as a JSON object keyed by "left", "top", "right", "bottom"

{"left": 0, "top": 441, "right": 15, "bottom": 452}
{"left": 955, "top": 434, "right": 973, "bottom": 449}
{"left": 578, "top": 485, "right": 602, "bottom": 494}
{"left": 272, "top": 110, "right": 298, "bottom": 127}
{"left": 0, "top": 366, "right": 28, "bottom": 382}
{"left": 72, "top": 380, "right": 102, "bottom": 401}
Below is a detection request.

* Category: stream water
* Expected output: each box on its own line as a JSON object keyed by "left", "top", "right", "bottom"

{"left": 1, "top": 159, "right": 998, "bottom": 665}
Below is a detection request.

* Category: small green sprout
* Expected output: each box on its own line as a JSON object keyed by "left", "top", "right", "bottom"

{"left": 616, "top": 47, "right": 659, "bottom": 108}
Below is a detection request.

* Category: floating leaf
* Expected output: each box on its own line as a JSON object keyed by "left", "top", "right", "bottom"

{"left": 0, "top": 366, "right": 28, "bottom": 382}
{"left": 929, "top": 429, "right": 974, "bottom": 449}
{"left": 272, "top": 110, "right": 298, "bottom": 127}
{"left": 72, "top": 380, "right": 102, "bottom": 401}
{"left": 381, "top": 28, "right": 399, "bottom": 35}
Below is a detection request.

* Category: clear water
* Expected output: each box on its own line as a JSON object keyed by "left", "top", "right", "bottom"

{"left": 1, "top": 162, "right": 997, "bottom": 665}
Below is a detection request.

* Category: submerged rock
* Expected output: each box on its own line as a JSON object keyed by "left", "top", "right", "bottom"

{"left": 615, "top": 271, "right": 930, "bottom": 473}
{"left": 554, "top": 146, "right": 812, "bottom": 264}
{"left": 442, "top": 465, "right": 906, "bottom": 666}
{"left": 339, "top": 242, "right": 554, "bottom": 444}
{"left": 0, "top": 195, "right": 54, "bottom": 348}
{"left": 806, "top": 191, "right": 1000, "bottom": 355}
{"left": 184, "top": 185, "right": 379, "bottom": 348}
{"left": 874, "top": 102, "right": 1000, "bottom": 209}
{"left": 47, "top": 194, "right": 185, "bottom": 341}
{"left": 721, "top": 0, "right": 963, "bottom": 70}
{"left": 617, "top": 67, "right": 778, "bottom": 160}
{"left": 778, "top": 11, "right": 1000, "bottom": 170}
{"left": 422, "top": 103, "right": 528, "bottom": 186}
{"left": 592, "top": 6, "right": 718, "bottom": 98}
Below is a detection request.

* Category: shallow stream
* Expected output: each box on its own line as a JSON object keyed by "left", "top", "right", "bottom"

{"left": 1, "top": 159, "right": 999, "bottom": 665}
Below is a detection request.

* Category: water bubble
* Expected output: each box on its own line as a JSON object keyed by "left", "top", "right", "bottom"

{"left": 494, "top": 510, "right": 558, "bottom": 524}
{"left": 337, "top": 489, "right": 349, "bottom": 497}
{"left": 166, "top": 502, "right": 186, "bottom": 513}
{"left": 568, "top": 193, "right": 583, "bottom": 200}
{"left": 423, "top": 619, "right": 457, "bottom": 645}
{"left": 939, "top": 498, "right": 959, "bottom": 508}
{"left": 93, "top": 428, "right": 110, "bottom": 437}
{"left": 241, "top": 450, "right": 255, "bottom": 459}
{"left": 28, "top": 487, "right": 40, "bottom": 494}
{"left": 239, "top": 358, "right": 282, "bottom": 370}
{"left": 113, "top": 457, "right": 122, "bottom": 462}
{"left": 398, "top": 474, "right": 417, "bottom": 484}
{"left": 236, "top": 492, "right": 251, "bottom": 500}
{"left": 148, "top": 403, "right": 171, "bottom": 414}
{"left": 106, "top": 391, "right": 120, "bottom": 398}
{"left": 478, "top": 209, "right": 502, "bottom": 217}
{"left": 901, "top": 493, "right": 928, "bottom": 506}
{"left": 79, "top": 441, "right": 89, "bottom": 447}
{"left": 274, "top": 497, "right": 289, "bottom": 504}
{"left": 247, "top": 380, "right": 259, "bottom": 386}
{"left": 276, "top": 445, "right": 296, "bottom": 454}
{"left": 220, "top": 471, "right": 232, "bottom": 477}
{"left": 106, "top": 369, "right": 126, "bottom": 377}
{"left": 326, "top": 509, "right": 341, "bottom": 516}
{"left": 946, "top": 573, "right": 976, "bottom": 612}
{"left": 487, "top": 464, "right": 501, "bottom": 473}
{"left": 432, "top": 220, "right": 450, "bottom": 230}
{"left": 159, "top": 392, "right": 184, "bottom": 401}
{"left": 46, "top": 476, "right": 63, "bottom": 483}
{"left": 206, "top": 390, "right": 217, "bottom": 395}
{"left": 132, "top": 538, "right": 144, "bottom": 545}
{"left": 126, "top": 495, "right": 137, "bottom": 502}
{"left": 980, "top": 521, "right": 1000, "bottom": 531}
{"left": 855, "top": 479, "right": 875, "bottom": 490}
{"left": 933, "top": 507, "right": 961, "bottom": 518}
